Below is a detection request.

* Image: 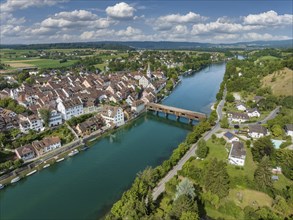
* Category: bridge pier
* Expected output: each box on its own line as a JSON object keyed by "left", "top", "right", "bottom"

{"left": 176, "top": 115, "right": 180, "bottom": 121}
{"left": 188, "top": 118, "right": 193, "bottom": 124}
{"left": 165, "top": 113, "right": 169, "bottom": 118}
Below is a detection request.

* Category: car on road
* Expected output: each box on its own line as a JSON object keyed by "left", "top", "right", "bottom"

{"left": 234, "top": 125, "right": 240, "bottom": 129}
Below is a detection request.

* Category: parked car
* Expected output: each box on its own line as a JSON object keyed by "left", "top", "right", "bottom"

{"left": 234, "top": 125, "right": 240, "bottom": 129}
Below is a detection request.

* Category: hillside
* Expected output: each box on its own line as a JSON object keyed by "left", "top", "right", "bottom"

{"left": 262, "top": 67, "right": 293, "bottom": 96}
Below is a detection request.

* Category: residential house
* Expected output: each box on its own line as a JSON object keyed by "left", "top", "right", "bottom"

{"left": 131, "top": 100, "right": 145, "bottom": 113}
{"left": 139, "top": 76, "right": 150, "bottom": 88}
{"left": 19, "top": 114, "right": 44, "bottom": 133}
{"left": 76, "top": 116, "right": 103, "bottom": 136}
{"left": 228, "top": 112, "right": 249, "bottom": 123}
{"left": 48, "top": 110, "right": 63, "bottom": 127}
{"left": 248, "top": 124, "right": 268, "bottom": 138}
{"left": 101, "top": 106, "right": 125, "bottom": 127}
{"left": 228, "top": 141, "right": 246, "bottom": 166}
{"left": 236, "top": 103, "right": 247, "bottom": 111}
{"left": 57, "top": 98, "right": 83, "bottom": 120}
{"left": 32, "top": 136, "right": 61, "bottom": 156}
{"left": 15, "top": 144, "right": 37, "bottom": 161}
{"left": 247, "top": 108, "right": 261, "bottom": 118}
{"left": 223, "top": 132, "right": 239, "bottom": 143}
{"left": 285, "top": 124, "right": 293, "bottom": 137}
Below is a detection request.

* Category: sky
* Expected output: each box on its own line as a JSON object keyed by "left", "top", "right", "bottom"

{"left": 0, "top": 0, "right": 292, "bottom": 44}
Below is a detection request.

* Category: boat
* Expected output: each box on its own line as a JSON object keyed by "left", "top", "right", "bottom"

{"left": 68, "top": 149, "right": 79, "bottom": 157}
{"left": 0, "top": 184, "right": 4, "bottom": 189}
{"left": 56, "top": 158, "right": 64, "bottom": 163}
{"left": 43, "top": 164, "right": 50, "bottom": 169}
{"left": 11, "top": 176, "right": 20, "bottom": 184}
{"left": 80, "top": 145, "right": 89, "bottom": 151}
{"left": 26, "top": 170, "right": 37, "bottom": 176}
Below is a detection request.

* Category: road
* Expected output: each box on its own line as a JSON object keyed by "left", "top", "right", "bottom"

{"left": 152, "top": 87, "right": 226, "bottom": 200}
{"left": 230, "top": 106, "right": 280, "bottom": 128}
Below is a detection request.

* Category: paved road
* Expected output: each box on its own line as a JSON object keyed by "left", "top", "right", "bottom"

{"left": 152, "top": 87, "right": 227, "bottom": 200}
{"left": 230, "top": 106, "right": 280, "bottom": 128}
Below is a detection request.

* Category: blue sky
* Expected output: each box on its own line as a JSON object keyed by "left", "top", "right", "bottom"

{"left": 1, "top": 0, "right": 292, "bottom": 44}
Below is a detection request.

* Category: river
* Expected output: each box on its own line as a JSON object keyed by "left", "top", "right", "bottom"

{"left": 0, "top": 62, "right": 226, "bottom": 220}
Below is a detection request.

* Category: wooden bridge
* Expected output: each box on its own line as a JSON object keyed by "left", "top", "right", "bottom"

{"left": 146, "top": 103, "right": 206, "bottom": 122}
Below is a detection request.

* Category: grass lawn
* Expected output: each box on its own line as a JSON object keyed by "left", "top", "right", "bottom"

{"left": 261, "top": 67, "right": 293, "bottom": 96}
{"left": 206, "top": 139, "right": 228, "bottom": 161}
{"left": 226, "top": 188, "right": 273, "bottom": 209}
{"left": 206, "top": 205, "right": 239, "bottom": 220}
{"left": 274, "top": 173, "right": 293, "bottom": 191}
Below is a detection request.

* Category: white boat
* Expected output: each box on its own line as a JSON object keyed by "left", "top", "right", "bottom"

{"left": 56, "top": 158, "right": 64, "bottom": 163}
{"left": 43, "top": 164, "right": 50, "bottom": 169}
{"left": 68, "top": 149, "right": 79, "bottom": 157}
{"left": 11, "top": 176, "right": 20, "bottom": 184}
{"left": 26, "top": 170, "right": 37, "bottom": 176}
{"left": 0, "top": 184, "right": 4, "bottom": 189}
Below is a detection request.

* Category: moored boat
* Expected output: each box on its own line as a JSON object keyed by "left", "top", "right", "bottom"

{"left": 26, "top": 170, "right": 37, "bottom": 176}
{"left": 56, "top": 158, "right": 64, "bottom": 163}
{"left": 11, "top": 176, "right": 20, "bottom": 184}
{"left": 68, "top": 149, "right": 79, "bottom": 157}
{"left": 43, "top": 164, "right": 50, "bottom": 169}
{"left": 80, "top": 145, "right": 89, "bottom": 151}
{"left": 0, "top": 184, "right": 4, "bottom": 189}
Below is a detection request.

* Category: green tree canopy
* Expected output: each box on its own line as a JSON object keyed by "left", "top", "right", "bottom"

{"left": 196, "top": 139, "right": 209, "bottom": 158}
{"left": 204, "top": 158, "right": 230, "bottom": 198}
{"left": 251, "top": 136, "right": 275, "bottom": 162}
{"left": 254, "top": 156, "right": 273, "bottom": 191}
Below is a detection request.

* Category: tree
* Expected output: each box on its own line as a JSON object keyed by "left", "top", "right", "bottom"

{"left": 170, "top": 195, "right": 198, "bottom": 219}
{"left": 204, "top": 158, "right": 230, "bottom": 198}
{"left": 196, "top": 139, "right": 208, "bottom": 158}
{"left": 254, "top": 156, "right": 273, "bottom": 191}
{"left": 0, "top": 133, "right": 6, "bottom": 147}
{"left": 226, "top": 93, "right": 235, "bottom": 103}
{"left": 273, "top": 195, "right": 290, "bottom": 216}
{"left": 220, "top": 117, "right": 229, "bottom": 129}
{"left": 38, "top": 108, "right": 51, "bottom": 127}
{"left": 180, "top": 211, "right": 199, "bottom": 220}
{"left": 175, "top": 178, "right": 196, "bottom": 200}
{"left": 271, "top": 124, "right": 283, "bottom": 137}
{"left": 251, "top": 136, "right": 275, "bottom": 162}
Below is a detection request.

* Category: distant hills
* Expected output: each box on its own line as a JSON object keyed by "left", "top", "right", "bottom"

{"left": 1, "top": 39, "right": 292, "bottom": 50}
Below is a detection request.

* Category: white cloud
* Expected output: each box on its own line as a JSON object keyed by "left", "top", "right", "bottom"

{"left": 191, "top": 19, "right": 259, "bottom": 35}
{"left": 243, "top": 10, "right": 293, "bottom": 26}
{"left": 116, "top": 26, "right": 142, "bottom": 36}
{"left": 40, "top": 10, "right": 112, "bottom": 30}
{"left": 106, "top": 2, "right": 136, "bottom": 19}
{"left": 0, "top": 0, "right": 68, "bottom": 12}
{"left": 153, "top": 12, "right": 207, "bottom": 31}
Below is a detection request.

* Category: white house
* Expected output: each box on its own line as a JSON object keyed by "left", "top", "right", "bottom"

{"left": 247, "top": 108, "right": 261, "bottom": 118}
{"left": 15, "top": 144, "right": 36, "bottom": 161}
{"left": 57, "top": 98, "right": 83, "bottom": 120}
{"left": 20, "top": 114, "right": 44, "bottom": 133}
{"left": 131, "top": 100, "right": 145, "bottom": 113}
{"left": 48, "top": 110, "right": 63, "bottom": 127}
{"left": 139, "top": 76, "right": 150, "bottom": 88}
{"left": 32, "top": 136, "right": 61, "bottom": 156}
{"left": 236, "top": 103, "right": 246, "bottom": 111}
{"left": 223, "top": 132, "right": 239, "bottom": 143}
{"left": 101, "top": 106, "right": 125, "bottom": 127}
{"left": 248, "top": 124, "right": 268, "bottom": 138}
{"left": 285, "top": 124, "right": 293, "bottom": 137}
{"left": 228, "top": 112, "right": 249, "bottom": 123}
{"left": 228, "top": 141, "right": 246, "bottom": 166}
